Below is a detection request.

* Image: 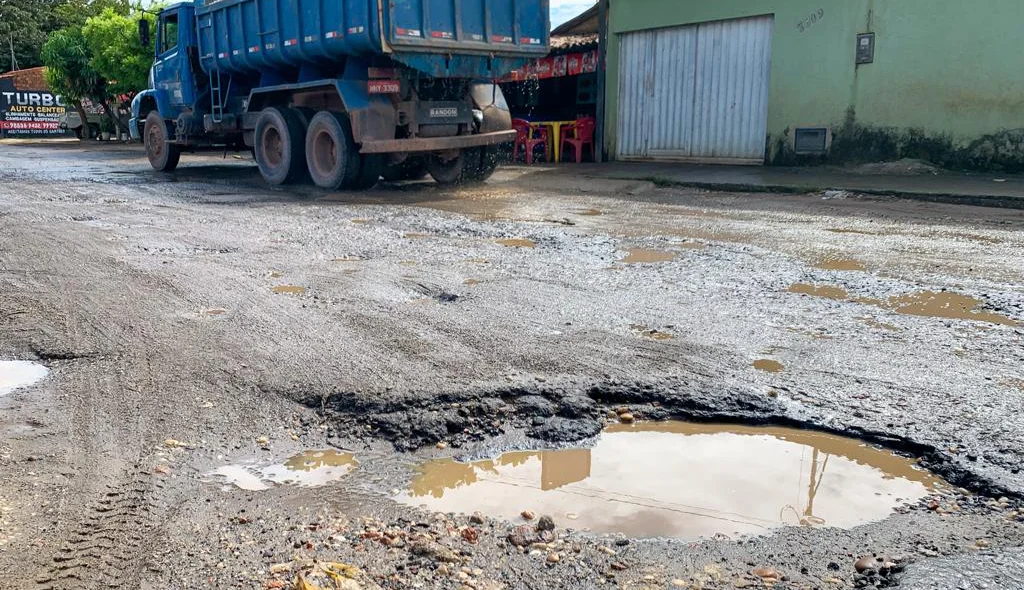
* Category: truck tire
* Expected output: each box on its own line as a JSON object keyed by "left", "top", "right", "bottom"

{"left": 255, "top": 107, "right": 306, "bottom": 185}
{"left": 426, "top": 151, "right": 466, "bottom": 185}
{"left": 304, "top": 111, "right": 358, "bottom": 190}
{"left": 462, "top": 147, "right": 498, "bottom": 183}
{"left": 381, "top": 157, "right": 428, "bottom": 182}
{"left": 144, "top": 111, "right": 181, "bottom": 172}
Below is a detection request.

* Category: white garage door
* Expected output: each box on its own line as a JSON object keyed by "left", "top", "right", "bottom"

{"left": 616, "top": 15, "right": 774, "bottom": 163}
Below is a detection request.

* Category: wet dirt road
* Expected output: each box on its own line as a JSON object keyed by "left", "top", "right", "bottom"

{"left": 1, "top": 141, "right": 1022, "bottom": 589}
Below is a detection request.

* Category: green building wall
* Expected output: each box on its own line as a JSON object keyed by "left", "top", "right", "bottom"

{"left": 605, "top": 0, "right": 1024, "bottom": 170}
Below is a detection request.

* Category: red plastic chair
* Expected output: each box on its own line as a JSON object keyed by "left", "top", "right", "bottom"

{"left": 512, "top": 118, "right": 550, "bottom": 164}
{"left": 559, "top": 116, "right": 596, "bottom": 163}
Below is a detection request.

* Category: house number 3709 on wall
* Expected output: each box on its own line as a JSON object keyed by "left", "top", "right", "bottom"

{"left": 797, "top": 8, "right": 825, "bottom": 32}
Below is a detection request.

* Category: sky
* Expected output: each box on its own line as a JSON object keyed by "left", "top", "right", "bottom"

{"left": 550, "top": 0, "right": 596, "bottom": 29}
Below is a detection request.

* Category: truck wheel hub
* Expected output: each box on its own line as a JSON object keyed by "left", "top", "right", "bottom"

{"left": 311, "top": 131, "right": 337, "bottom": 175}
{"left": 262, "top": 127, "right": 284, "bottom": 167}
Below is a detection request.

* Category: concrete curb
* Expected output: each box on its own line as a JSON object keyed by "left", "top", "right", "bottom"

{"left": 596, "top": 175, "right": 1024, "bottom": 210}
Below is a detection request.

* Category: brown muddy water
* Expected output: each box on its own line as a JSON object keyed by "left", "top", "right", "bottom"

{"left": 753, "top": 359, "right": 785, "bottom": 373}
{"left": 395, "top": 422, "right": 945, "bottom": 540}
{"left": 787, "top": 283, "right": 850, "bottom": 300}
{"left": 208, "top": 450, "right": 358, "bottom": 491}
{"left": 813, "top": 256, "right": 867, "bottom": 272}
{"left": 621, "top": 249, "right": 676, "bottom": 264}
{"left": 0, "top": 360, "right": 49, "bottom": 396}
{"left": 496, "top": 238, "right": 536, "bottom": 248}
{"left": 789, "top": 284, "right": 1018, "bottom": 326}
{"left": 272, "top": 285, "right": 307, "bottom": 295}
{"left": 630, "top": 325, "right": 674, "bottom": 340}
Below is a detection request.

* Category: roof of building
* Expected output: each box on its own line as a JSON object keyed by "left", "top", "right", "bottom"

{"left": 0, "top": 67, "right": 49, "bottom": 90}
{"left": 552, "top": 3, "right": 598, "bottom": 36}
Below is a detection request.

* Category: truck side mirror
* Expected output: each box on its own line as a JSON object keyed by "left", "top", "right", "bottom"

{"left": 139, "top": 19, "right": 150, "bottom": 48}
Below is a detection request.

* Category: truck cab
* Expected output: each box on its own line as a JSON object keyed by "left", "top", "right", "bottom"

{"left": 130, "top": 4, "right": 201, "bottom": 141}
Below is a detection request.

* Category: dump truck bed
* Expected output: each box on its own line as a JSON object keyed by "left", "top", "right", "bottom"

{"left": 196, "top": 0, "right": 549, "bottom": 78}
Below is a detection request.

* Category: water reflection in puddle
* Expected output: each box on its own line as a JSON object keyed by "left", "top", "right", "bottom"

{"left": 397, "top": 422, "right": 944, "bottom": 540}
{"left": 209, "top": 450, "right": 358, "bottom": 491}
{"left": 621, "top": 249, "right": 676, "bottom": 264}
{"left": 0, "top": 361, "right": 49, "bottom": 396}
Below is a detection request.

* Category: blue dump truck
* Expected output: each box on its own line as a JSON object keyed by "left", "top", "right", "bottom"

{"left": 130, "top": 0, "right": 549, "bottom": 188}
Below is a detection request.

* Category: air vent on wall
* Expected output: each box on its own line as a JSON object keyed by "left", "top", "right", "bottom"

{"left": 794, "top": 127, "right": 829, "bottom": 155}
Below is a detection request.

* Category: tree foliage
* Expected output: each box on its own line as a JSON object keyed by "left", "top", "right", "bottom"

{"left": 82, "top": 7, "right": 155, "bottom": 95}
{"left": 0, "top": 0, "right": 128, "bottom": 73}
{"left": 40, "top": 27, "right": 105, "bottom": 104}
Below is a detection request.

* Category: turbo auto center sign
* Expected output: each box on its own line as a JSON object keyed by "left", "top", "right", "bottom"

{"left": 0, "top": 80, "right": 68, "bottom": 137}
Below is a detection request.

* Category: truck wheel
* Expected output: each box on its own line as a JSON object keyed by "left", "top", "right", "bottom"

{"left": 255, "top": 107, "right": 306, "bottom": 185}
{"left": 144, "top": 111, "right": 181, "bottom": 172}
{"left": 350, "top": 154, "right": 384, "bottom": 190}
{"left": 74, "top": 126, "right": 86, "bottom": 140}
{"left": 462, "top": 147, "right": 498, "bottom": 183}
{"left": 426, "top": 151, "right": 466, "bottom": 185}
{"left": 381, "top": 157, "right": 428, "bottom": 182}
{"left": 304, "top": 111, "right": 358, "bottom": 190}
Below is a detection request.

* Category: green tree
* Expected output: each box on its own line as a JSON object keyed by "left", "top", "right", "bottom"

{"left": 40, "top": 27, "right": 105, "bottom": 139}
{"left": 0, "top": 0, "right": 128, "bottom": 73}
{"left": 83, "top": 7, "right": 154, "bottom": 96}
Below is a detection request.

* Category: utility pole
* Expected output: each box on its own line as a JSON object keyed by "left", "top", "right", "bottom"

{"left": 595, "top": 0, "right": 608, "bottom": 162}
{"left": 8, "top": 34, "right": 16, "bottom": 71}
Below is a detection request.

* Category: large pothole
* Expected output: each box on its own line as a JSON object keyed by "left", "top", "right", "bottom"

{"left": 394, "top": 421, "right": 948, "bottom": 540}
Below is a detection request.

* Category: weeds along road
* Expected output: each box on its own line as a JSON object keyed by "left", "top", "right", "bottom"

{"left": 0, "top": 141, "right": 1022, "bottom": 589}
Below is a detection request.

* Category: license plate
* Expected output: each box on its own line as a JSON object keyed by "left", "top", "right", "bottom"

{"left": 368, "top": 80, "right": 400, "bottom": 94}
{"left": 429, "top": 107, "right": 459, "bottom": 118}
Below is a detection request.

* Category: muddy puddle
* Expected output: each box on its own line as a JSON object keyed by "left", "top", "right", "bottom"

{"left": 789, "top": 284, "right": 1018, "bottom": 326}
{"left": 272, "top": 285, "right": 306, "bottom": 295}
{"left": 813, "top": 256, "right": 867, "bottom": 272}
{"left": 787, "top": 283, "right": 849, "bottom": 300}
{"left": 0, "top": 361, "right": 49, "bottom": 396}
{"left": 396, "top": 421, "right": 944, "bottom": 540}
{"left": 496, "top": 238, "right": 536, "bottom": 248}
{"left": 630, "top": 324, "right": 673, "bottom": 340}
{"left": 621, "top": 249, "right": 676, "bottom": 264}
{"left": 880, "top": 291, "right": 1018, "bottom": 326}
{"left": 209, "top": 450, "right": 358, "bottom": 491}
{"left": 753, "top": 359, "right": 785, "bottom": 373}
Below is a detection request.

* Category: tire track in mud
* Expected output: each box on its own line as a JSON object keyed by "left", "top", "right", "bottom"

{"left": 0, "top": 207, "right": 194, "bottom": 588}
{"left": 35, "top": 467, "right": 156, "bottom": 590}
